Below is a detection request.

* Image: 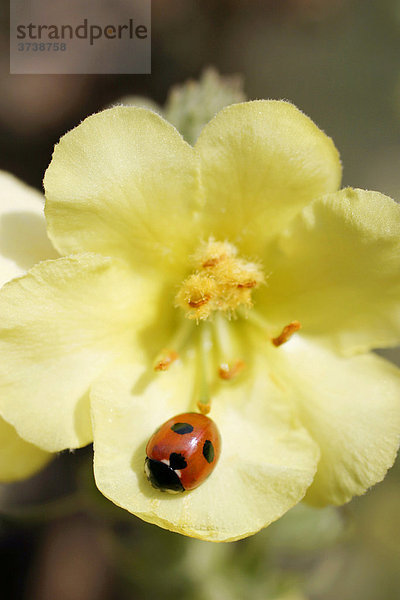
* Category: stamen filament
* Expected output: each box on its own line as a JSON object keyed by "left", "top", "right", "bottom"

{"left": 196, "top": 324, "right": 212, "bottom": 415}
{"left": 214, "top": 314, "right": 245, "bottom": 380}
{"left": 219, "top": 360, "right": 245, "bottom": 380}
{"left": 241, "top": 309, "right": 273, "bottom": 337}
{"left": 153, "top": 319, "right": 193, "bottom": 371}
{"left": 214, "top": 313, "right": 234, "bottom": 357}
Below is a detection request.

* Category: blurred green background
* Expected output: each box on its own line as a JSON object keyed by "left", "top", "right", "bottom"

{"left": 1, "top": 1, "right": 399, "bottom": 598}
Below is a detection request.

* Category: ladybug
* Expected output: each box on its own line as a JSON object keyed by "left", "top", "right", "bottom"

{"left": 144, "top": 412, "right": 221, "bottom": 493}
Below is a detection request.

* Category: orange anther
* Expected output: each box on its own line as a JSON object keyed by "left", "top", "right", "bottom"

{"left": 197, "top": 400, "right": 211, "bottom": 415}
{"left": 188, "top": 295, "right": 211, "bottom": 308}
{"left": 272, "top": 321, "right": 301, "bottom": 347}
{"left": 237, "top": 280, "right": 257, "bottom": 289}
{"left": 154, "top": 350, "right": 179, "bottom": 371}
{"left": 218, "top": 360, "right": 245, "bottom": 380}
{"left": 202, "top": 254, "right": 226, "bottom": 268}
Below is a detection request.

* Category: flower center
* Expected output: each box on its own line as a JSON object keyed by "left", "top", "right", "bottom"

{"left": 153, "top": 239, "right": 301, "bottom": 416}
{"left": 174, "top": 240, "right": 264, "bottom": 320}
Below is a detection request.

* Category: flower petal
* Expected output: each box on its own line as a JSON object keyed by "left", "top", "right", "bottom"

{"left": 0, "top": 171, "right": 57, "bottom": 286}
{"left": 0, "top": 172, "right": 56, "bottom": 480}
{"left": 0, "top": 418, "right": 51, "bottom": 482}
{"left": 259, "top": 188, "right": 400, "bottom": 354}
{"left": 269, "top": 336, "right": 400, "bottom": 506}
{"left": 0, "top": 253, "right": 159, "bottom": 452}
{"left": 44, "top": 107, "right": 199, "bottom": 275}
{"left": 195, "top": 100, "right": 341, "bottom": 254}
{"left": 91, "top": 359, "right": 319, "bottom": 542}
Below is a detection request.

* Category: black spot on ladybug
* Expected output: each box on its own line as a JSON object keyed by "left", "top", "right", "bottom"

{"left": 145, "top": 458, "right": 184, "bottom": 493}
{"left": 171, "top": 422, "right": 194, "bottom": 435}
{"left": 169, "top": 452, "right": 187, "bottom": 470}
{"left": 203, "top": 440, "right": 214, "bottom": 463}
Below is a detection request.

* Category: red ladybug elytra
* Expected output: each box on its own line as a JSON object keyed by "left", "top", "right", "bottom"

{"left": 144, "top": 412, "right": 221, "bottom": 493}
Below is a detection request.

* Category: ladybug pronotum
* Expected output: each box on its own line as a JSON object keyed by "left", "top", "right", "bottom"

{"left": 144, "top": 412, "right": 221, "bottom": 493}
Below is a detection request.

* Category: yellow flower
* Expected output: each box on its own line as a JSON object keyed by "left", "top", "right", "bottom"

{"left": 0, "top": 101, "right": 399, "bottom": 541}
{"left": 0, "top": 171, "right": 56, "bottom": 481}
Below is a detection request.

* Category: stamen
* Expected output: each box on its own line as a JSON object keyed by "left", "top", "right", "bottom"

{"left": 202, "top": 256, "right": 225, "bottom": 268}
{"left": 214, "top": 314, "right": 245, "bottom": 381}
{"left": 237, "top": 280, "right": 257, "bottom": 289}
{"left": 218, "top": 360, "right": 245, "bottom": 380}
{"left": 272, "top": 321, "right": 301, "bottom": 347}
{"left": 188, "top": 295, "right": 210, "bottom": 308}
{"left": 175, "top": 240, "right": 264, "bottom": 320}
{"left": 196, "top": 324, "right": 212, "bottom": 415}
{"left": 242, "top": 311, "right": 301, "bottom": 347}
{"left": 153, "top": 320, "right": 193, "bottom": 372}
{"left": 154, "top": 350, "right": 179, "bottom": 371}
{"left": 241, "top": 310, "right": 273, "bottom": 336}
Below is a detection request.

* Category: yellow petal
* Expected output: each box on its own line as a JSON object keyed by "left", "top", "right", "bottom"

{"left": 0, "top": 253, "right": 159, "bottom": 452}
{"left": 0, "top": 172, "right": 56, "bottom": 480}
{"left": 0, "top": 418, "right": 51, "bottom": 482}
{"left": 259, "top": 188, "right": 400, "bottom": 354}
{"left": 44, "top": 107, "right": 199, "bottom": 277}
{"left": 91, "top": 359, "right": 319, "bottom": 542}
{"left": 269, "top": 336, "right": 400, "bottom": 506}
{"left": 0, "top": 171, "right": 57, "bottom": 286}
{"left": 195, "top": 100, "right": 341, "bottom": 254}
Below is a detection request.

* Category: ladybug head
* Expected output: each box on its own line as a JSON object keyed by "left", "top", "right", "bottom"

{"left": 144, "top": 457, "right": 185, "bottom": 493}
